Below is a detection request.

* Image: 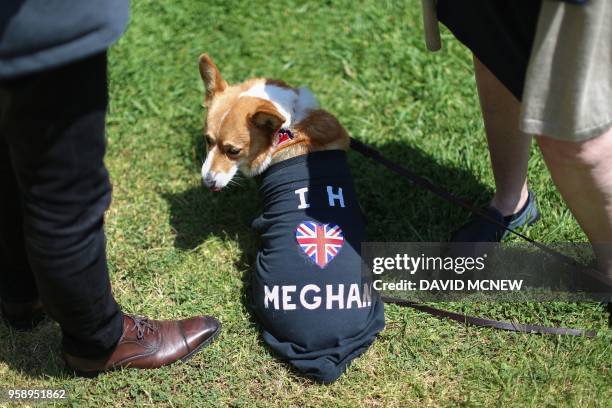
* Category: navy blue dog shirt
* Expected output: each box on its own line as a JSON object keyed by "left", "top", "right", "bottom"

{"left": 251, "top": 150, "right": 385, "bottom": 383}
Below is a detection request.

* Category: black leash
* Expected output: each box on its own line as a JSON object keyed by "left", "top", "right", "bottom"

{"left": 350, "top": 137, "right": 604, "bottom": 337}
{"left": 380, "top": 295, "right": 596, "bottom": 337}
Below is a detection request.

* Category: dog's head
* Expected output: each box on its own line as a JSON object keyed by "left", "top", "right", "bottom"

{"left": 198, "top": 54, "right": 307, "bottom": 191}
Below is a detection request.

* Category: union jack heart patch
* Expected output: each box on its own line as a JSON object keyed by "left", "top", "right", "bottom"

{"left": 295, "top": 221, "right": 344, "bottom": 268}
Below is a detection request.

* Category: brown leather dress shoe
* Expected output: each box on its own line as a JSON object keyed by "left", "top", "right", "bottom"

{"left": 64, "top": 314, "right": 221, "bottom": 377}
{"left": 1, "top": 299, "right": 45, "bottom": 331}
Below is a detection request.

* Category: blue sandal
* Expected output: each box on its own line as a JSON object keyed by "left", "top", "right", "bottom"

{"left": 451, "top": 190, "right": 539, "bottom": 242}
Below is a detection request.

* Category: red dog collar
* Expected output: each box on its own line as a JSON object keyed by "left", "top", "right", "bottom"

{"left": 274, "top": 128, "right": 294, "bottom": 147}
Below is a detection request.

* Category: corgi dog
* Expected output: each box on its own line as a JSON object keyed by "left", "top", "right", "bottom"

{"left": 196, "top": 54, "right": 384, "bottom": 383}
{"left": 198, "top": 54, "right": 350, "bottom": 191}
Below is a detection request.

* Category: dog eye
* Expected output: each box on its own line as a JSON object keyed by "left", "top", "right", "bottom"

{"left": 226, "top": 147, "right": 242, "bottom": 156}
{"left": 205, "top": 134, "right": 214, "bottom": 146}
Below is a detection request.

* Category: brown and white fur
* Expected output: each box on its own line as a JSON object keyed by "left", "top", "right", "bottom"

{"left": 198, "top": 54, "right": 350, "bottom": 191}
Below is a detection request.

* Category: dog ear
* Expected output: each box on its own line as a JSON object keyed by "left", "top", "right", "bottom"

{"left": 249, "top": 102, "right": 285, "bottom": 134}
{"left": 198, "top": 53, "right": 228, "bottom": 105}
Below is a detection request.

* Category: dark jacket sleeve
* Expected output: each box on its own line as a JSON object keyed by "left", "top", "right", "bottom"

{"left": 0, "top": 0, "right": 129, "bottom": 79}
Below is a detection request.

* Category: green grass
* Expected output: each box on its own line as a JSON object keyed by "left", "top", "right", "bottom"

{"left": 1, "top": 0, "right": 610, "bottom": 406}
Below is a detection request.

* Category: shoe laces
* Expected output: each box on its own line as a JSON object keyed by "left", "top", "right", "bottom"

{"left": 128, "top": 315, "right": 155, "bottom": 340}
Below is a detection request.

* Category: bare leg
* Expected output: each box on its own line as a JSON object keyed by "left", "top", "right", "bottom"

{"left": 474, "top": 56, "right": 531, "bottom": 216}
{"left": 536, "top": 128, "right": 612, "bottom": 278}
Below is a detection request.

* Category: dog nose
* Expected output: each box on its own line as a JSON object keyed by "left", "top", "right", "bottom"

{"left": 202, "top": 172, "right": 220, "bottom": 191}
